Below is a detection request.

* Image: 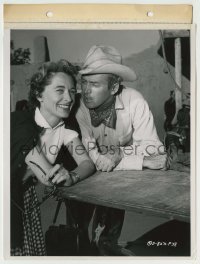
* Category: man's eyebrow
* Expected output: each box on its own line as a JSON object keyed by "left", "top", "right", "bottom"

{"left": 81, "top": 78, "right": 99, "bottom": 85}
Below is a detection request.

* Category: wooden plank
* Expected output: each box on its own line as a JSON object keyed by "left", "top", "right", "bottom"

{"left": 58, "top": 170, "right": 190, "bottom": 222}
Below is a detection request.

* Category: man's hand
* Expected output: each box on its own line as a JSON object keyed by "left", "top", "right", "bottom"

{"left": 143, "top": 153, "right": 171, "bottom": 170}
{"left": 96, "top": 149, "right": 123, "bottom": 172}
{"left": 96, "top": 155, "right": 115, "bottom": 172}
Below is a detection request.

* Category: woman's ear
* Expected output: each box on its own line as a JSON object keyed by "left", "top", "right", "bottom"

{"left": 111, "top": 83, "right": 119, "bottom": 95}
{"left": 36, "top": 92, "right": 43, "bottom": 103}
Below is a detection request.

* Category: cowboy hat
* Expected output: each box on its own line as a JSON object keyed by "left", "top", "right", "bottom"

{"left": 79, "top": 45, "right": 137, "bottom": 81}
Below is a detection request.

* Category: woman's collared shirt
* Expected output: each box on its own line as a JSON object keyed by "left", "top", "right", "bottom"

{"left": 35, "top": 107, "right": 78, "bottom": 164}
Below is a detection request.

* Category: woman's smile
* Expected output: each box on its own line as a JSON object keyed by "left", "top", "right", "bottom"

{"left": 39, "top": 72, "right": 76, "bottom": 127}
{"left": 57, "top": 103, "right": 71, "bottom": 109}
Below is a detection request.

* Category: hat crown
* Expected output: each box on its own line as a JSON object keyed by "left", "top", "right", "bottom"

{"left": 79, "top": 45, "right": 137, "bottom": 82}
{"left": 83, "top": 45, "right": 122, "bottom": 68}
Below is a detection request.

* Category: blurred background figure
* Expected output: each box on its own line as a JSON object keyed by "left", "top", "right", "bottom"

{"left": 164, "top": 90, "right": 176, "bottom": 132}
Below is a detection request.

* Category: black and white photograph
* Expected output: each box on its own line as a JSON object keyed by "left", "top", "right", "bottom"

{"left": 8, "top": 29, "right": 192, "bottom": 257}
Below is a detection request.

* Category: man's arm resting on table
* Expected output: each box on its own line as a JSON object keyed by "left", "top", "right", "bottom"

{"left": 143, "top": 154, "right": 171, "bottom": 170}
{"left": 81, "top": 139, "right": 169, "bottom": 171}
{"left": 115, "top": 152, "right": 170, "bottom": 171}
{"left": 114, "top": 98, "right": 169, "bottom": 171}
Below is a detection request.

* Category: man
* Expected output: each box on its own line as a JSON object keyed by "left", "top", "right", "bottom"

{"left": 77, "top": 45, "right": 168, "bottom": 172}
{"left": 76, "top": 45, "right": 169, "bottom": 254}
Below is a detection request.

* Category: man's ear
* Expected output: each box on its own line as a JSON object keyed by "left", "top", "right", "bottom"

{"left": 111, "top": 83, "right": 119, "bottom": 95}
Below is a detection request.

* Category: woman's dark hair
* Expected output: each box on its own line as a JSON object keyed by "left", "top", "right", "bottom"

{"left": 28, "top": 59, "right": 80, "bottom": 109}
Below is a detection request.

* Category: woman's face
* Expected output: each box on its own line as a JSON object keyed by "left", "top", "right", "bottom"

{"left": 39, "top": 72, "right": 76, "bottom": 127}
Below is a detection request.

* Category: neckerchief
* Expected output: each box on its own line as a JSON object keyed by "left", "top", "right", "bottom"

{"left": 89, "top": 96, "right": 116, "bottom": 129}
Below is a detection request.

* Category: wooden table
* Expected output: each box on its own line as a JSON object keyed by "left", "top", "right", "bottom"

{"left": 58, "top": 170, "right": 190, "bottom": 222}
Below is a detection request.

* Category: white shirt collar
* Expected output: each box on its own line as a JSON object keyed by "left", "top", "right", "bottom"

{"left": 115, "top": 93, "right": 124, "bottom": 110}
{"left": 35, "top": 107, "right": 64, "bottom": 129}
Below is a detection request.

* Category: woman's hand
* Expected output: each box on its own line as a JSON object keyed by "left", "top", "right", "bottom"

{"left": 47, "top": 164, "right": 73, "bottom": 187}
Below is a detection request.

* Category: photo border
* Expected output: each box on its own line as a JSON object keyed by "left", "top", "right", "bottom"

{"left": 2, "top": 4, "right": 196, "bottom": 264}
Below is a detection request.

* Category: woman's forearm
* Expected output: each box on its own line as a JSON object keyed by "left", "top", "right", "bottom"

{"left": 25, "top": 146, "right": 53, "bottom": 185}
{"left": 72, "top": 159, "right": 96, "bottom": 183}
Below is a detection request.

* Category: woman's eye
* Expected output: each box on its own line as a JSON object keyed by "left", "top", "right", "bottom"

{"left": 56, "top": 89, "right": 64, "bottom": 93}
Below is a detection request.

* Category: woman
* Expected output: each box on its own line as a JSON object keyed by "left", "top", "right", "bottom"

{"left": 10, "top": 60, "right": 96, "bottom": 256}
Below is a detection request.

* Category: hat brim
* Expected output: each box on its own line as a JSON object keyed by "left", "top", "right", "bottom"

{"left": 79, "top": 63, "right": 137, "bottom": 82}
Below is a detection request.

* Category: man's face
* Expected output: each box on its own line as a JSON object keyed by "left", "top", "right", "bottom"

{"left": 81, "top": 74, "right": 113, "bottom": 109}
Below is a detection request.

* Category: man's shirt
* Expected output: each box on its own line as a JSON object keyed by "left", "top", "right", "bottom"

{"left": 76, "top": 87, "right": 163, "bottom": 170}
